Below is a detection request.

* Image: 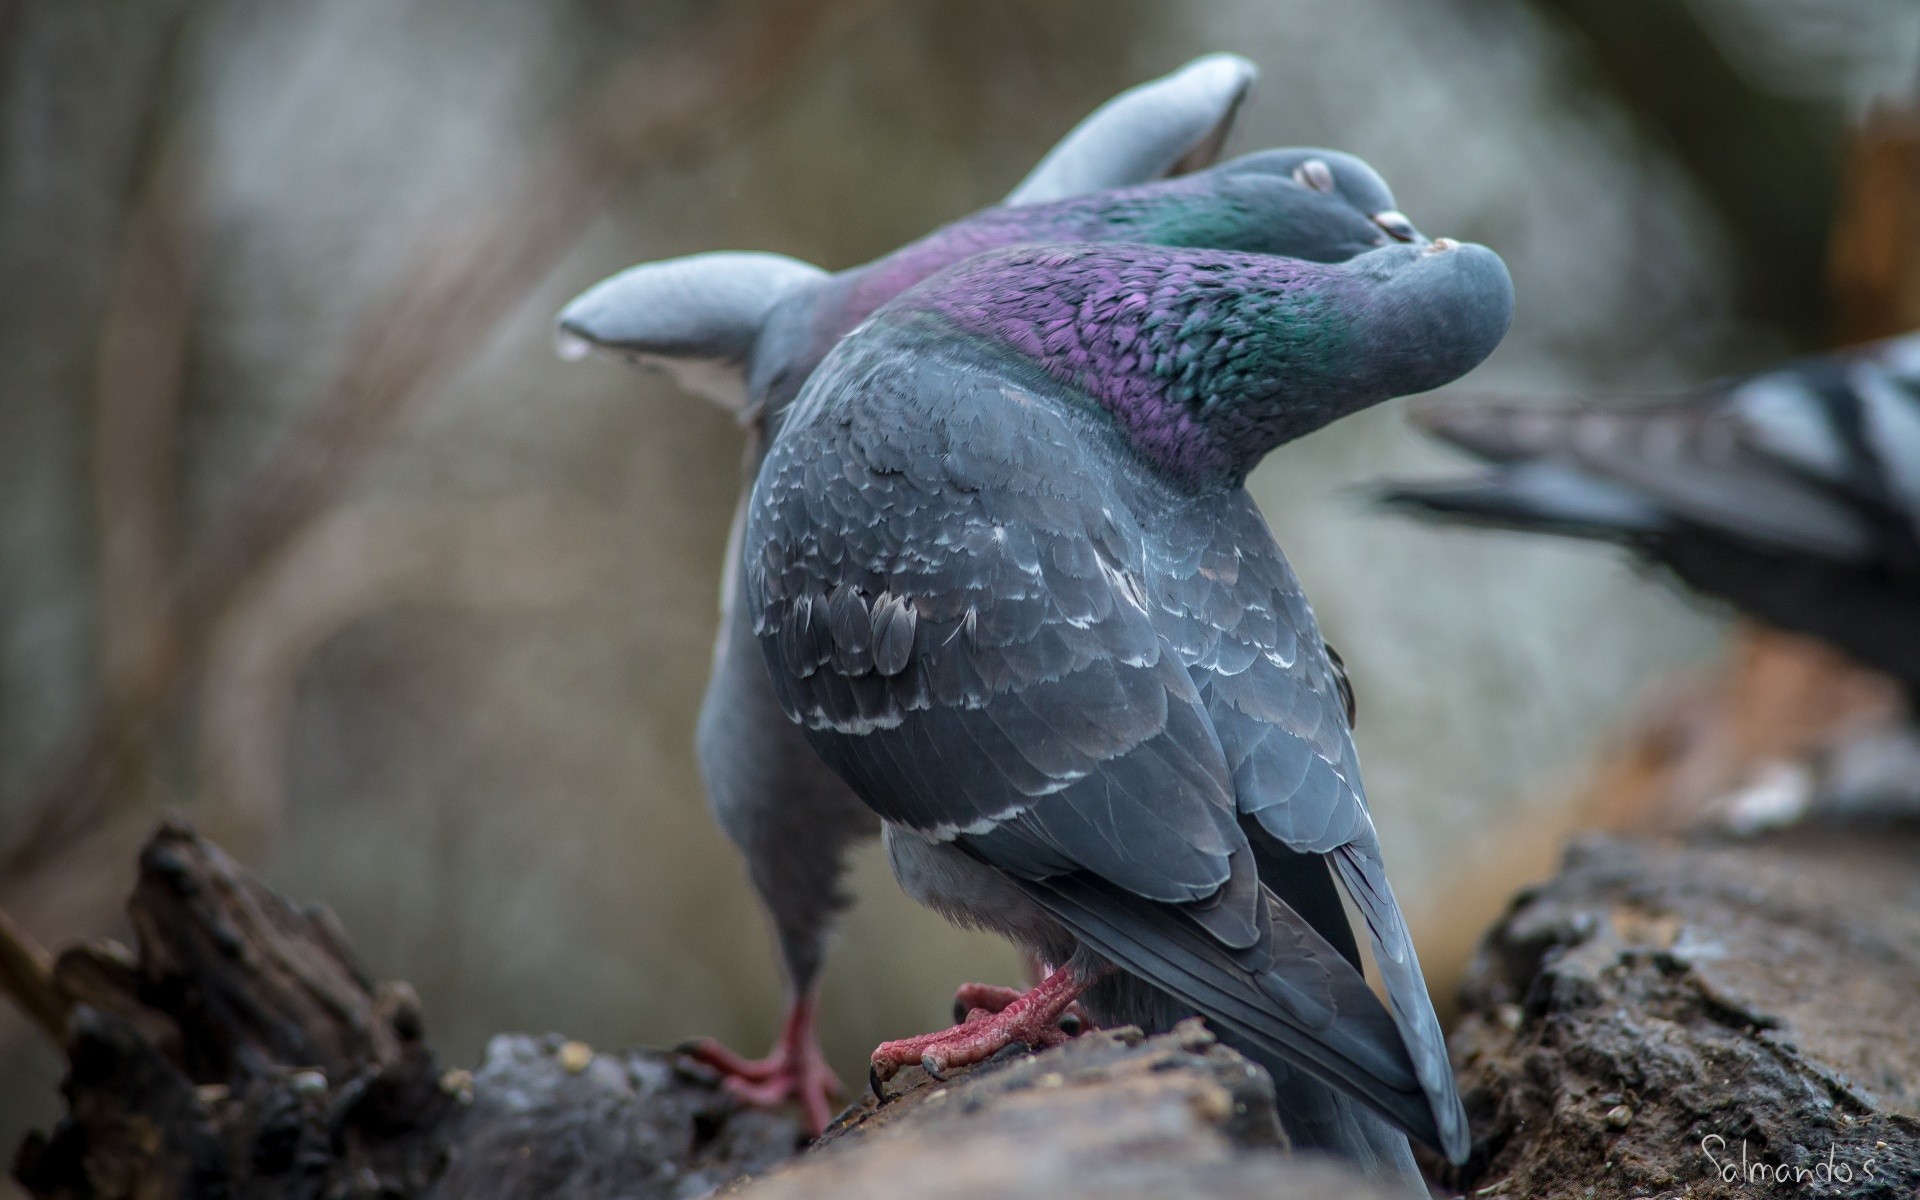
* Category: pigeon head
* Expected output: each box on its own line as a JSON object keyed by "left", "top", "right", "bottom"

{"left": 1128, "top": 144, "right": 1420, "bottom": 259}
{"left": 826, "top": 148, "right": 1420, "bottom": 335}
{"left": 893, "top": 237, "right": 1513, "bottom": 485}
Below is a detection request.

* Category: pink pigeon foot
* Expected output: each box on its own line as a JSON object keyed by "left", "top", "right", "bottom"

{"left": 950, "top": 980, "right": 1093, "bottom": 1034}
{"left": 874, "top": 965, "right": 1090, "bottom": 1083}
{"left": 682, "top": 992, "right": 842, "bottom": 1136}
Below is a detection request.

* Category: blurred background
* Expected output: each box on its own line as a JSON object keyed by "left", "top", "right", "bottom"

{"left": 4, "top": 0, "right": 1918, "bottom": 1182}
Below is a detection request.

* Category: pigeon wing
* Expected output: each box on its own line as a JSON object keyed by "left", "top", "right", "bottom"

{"left": 1006, "top": 54, "right": 1256, "bottom": 206}
{"left": 1399, "top": 333, "right": 1920, "bottom": 566}
{"left": 1148, "top": 489, "right": 1470, "bottom": 1162}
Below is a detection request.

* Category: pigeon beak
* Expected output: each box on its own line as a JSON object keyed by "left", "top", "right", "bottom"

{"left": 1372, "top": 210, "right": 1423, "bottom": 245}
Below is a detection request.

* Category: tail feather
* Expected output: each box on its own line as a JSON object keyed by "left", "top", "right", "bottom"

{"left": 1332, "top": 842, "right": 1470, "bottom": 1162}
{"left": 1019, "top": 871, "right": 1449, "bottom": 1155}
{"left": 1086, "top": 973, "right": 1428, "bottom": 1191}
{"left": 1254, "top": 1050, "right": 1426, "bottom": 1190}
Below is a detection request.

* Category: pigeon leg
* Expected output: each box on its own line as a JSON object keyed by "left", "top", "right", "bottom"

{"left": 876, "top": 964, "right": 1092, "bottom": 1082}
{"left": 682, "top": 990, "right": 843, "bottom": 1135}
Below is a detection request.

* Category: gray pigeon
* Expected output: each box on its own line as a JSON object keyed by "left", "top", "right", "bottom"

{"left": 558, "top": 57, "right": 1431, "bottom": 1134}
{"left": 1379, "top": 333, "right": 1920, "bottom": 697}
{"left": 741, "top": 237, "right": 1514, "bottom": 1179}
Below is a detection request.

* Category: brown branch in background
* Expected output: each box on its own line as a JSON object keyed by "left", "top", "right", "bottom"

{"left": 95, "top": 157, "right": 196, "bottom": 717}
{"left": 0, "top": 910, "right": 65, "bottom": 1043}
{"left": 1827, "top": 104, "right": 1920, "bottom": 345}
{"left": 0, "top": 0, "right": 892, "bottom": 905}
{"left": 196, "top": 499, "right": 614, "bottom": 859}
{"left": 89, "top": 148, "right": 197, "bottom": 827}
{"left": 0, "top": 131, "right": 203, "bottom": 1066}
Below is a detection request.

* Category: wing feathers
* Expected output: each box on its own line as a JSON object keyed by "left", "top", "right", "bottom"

{"left": 1005, "top": 54, "right": 1257, "bottom": 207}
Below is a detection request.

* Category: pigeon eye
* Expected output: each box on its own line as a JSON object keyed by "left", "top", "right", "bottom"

{"left": 1292, "top": 158, "right": 1335, "bottom": 193}
{"left": 1372, "top": 210, "right": 1418, "bottom": 242}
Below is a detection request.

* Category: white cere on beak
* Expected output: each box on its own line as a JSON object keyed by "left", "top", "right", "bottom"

{"left": 1292, "top": 158, "right": 1336, "bottom": 193}
{"left": 1423, "top": 236, "right": 1460, "bottom": 254}
{"left": 1373, "top": 210, "right": 1419, "bottom": 242}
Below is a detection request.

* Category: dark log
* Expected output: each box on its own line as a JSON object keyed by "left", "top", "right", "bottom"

{"left": 10, "top": 821, "right": 1389, "bottom": 1200}
{"left": 724, "top": 1021, "right": 1400, "bottom": 1200}
{"left": 1447, "top": 824, "right": 1920, "bottom": 1199}
{"left": 23, "top": 817, "right": 1920, "bottom": 1199}
{"left": 11, "top": 821, "right": 805, "bottom": 1200}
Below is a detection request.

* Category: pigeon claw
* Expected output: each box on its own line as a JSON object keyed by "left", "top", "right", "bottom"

{"left": 951, "top": 980, "right": 1094, "bottom": 1034}
{"left": 951, "top": 981, "right": 1025, "bottom": 1024}
{"left": 871, "top": 965, "right": 1090, "bottom": 1084}
{"left": 680, "top": 993, "right": 842, "bottom": 1137}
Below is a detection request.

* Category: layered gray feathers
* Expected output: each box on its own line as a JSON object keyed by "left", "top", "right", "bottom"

{"left": 744, "top": 314, "right": 1477, "bottom": 1162}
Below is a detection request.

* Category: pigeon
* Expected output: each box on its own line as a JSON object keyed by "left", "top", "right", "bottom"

{"left": 554, "top": 54, "right": 1257, "bottom": 1131}
{"left": 557, "top": 58, "right": 1432, "bottom": 1135}
{"left": 1378, "top": 333, "right": 1920, "bottom": 697}
{"left": 741, "top": 237, "right": 1514, "bottom": 1179}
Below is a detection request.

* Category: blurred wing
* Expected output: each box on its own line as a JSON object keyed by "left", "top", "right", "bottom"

{"left": 1379, "top": 460, "right": 1671, "bottom": 537}
{"left": 555, "top": 251, "right": 826, "bottom": 412}
{"left": 1395, "top": 334, "right": 1920, "bottom": 567}
{"left": 1404, "top": 397, "right": 1877, "bottom": 561}
{"left": 1006, "top": 54, "right": 1256, "bottom": 206}
{"left": 746, "top": 338, "right": 1443, "bottom": 1148}
{"left": 1149, "top": 491, "right": 1469, "bottom": 1162}
{"left": 1380, "top": 334, "right": 1920, "bottom": 695}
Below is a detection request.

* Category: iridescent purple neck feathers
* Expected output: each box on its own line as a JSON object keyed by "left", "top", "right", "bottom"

{"left": 889, "top": 241, "right": 1514, "bottom": 485}
{"left": 785, "top": 152, "right": 1413, "bottom": 411}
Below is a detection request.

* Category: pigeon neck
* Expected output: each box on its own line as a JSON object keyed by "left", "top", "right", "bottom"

{"left": 824, "top": 179, "right": 1258, "bottom": 351}
{"left": 908, "top": 245, "right": 1375, "bottom": 487}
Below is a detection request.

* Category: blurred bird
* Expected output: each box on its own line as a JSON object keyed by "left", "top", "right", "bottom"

{"left": 743, "top": 238, "right": 1513, "bottom": 1179}
{"left": 557, "top": 55, "right": 1430, "bottom": 1133}
{"left": 1379, "top": 333, "right": 1920, "bottom": 698}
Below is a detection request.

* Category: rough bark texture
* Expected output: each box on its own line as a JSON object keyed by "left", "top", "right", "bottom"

{"left": 725, "top": 1021, "right": 1399, "bottom": 1200}
{"left": 10, "top": 821, "right": 806, "bottom": 1200}
{"left": 17, "top": 818, "right": 1920, "bottom": 1199}
{"left": 1447, "top": 824, "right": 1920, "bottom": 1199}
{"left": 9, "top": 821, "right": 1385, "bottom": 1200}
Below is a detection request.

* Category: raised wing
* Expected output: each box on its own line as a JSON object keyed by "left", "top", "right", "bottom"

{"left": 555, "top": 251, "right": 827, "bottom": 413}
{"left": 746, "top": 331, "right": 1453, "bottom": 1153}
{"left": 1006, "top": 54, "right": 1257, "bottom": 206}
